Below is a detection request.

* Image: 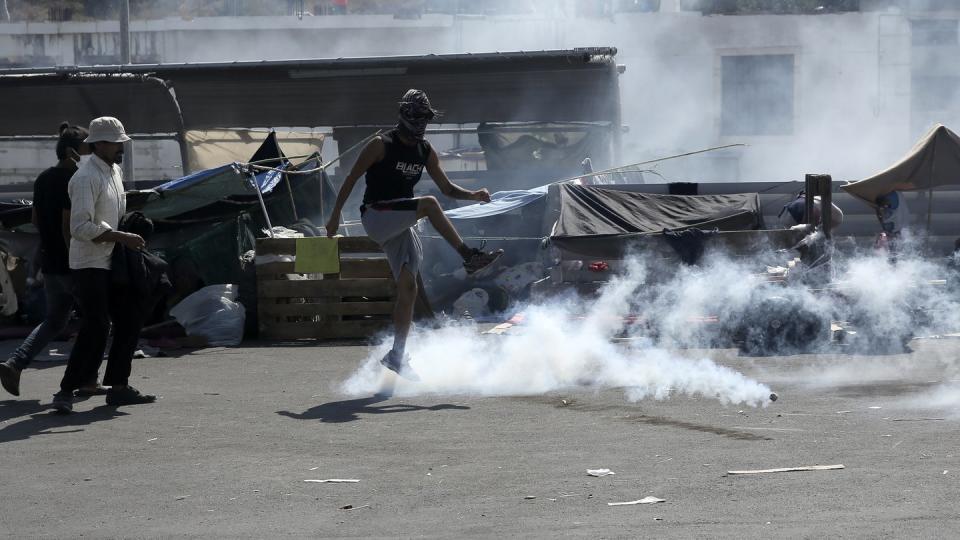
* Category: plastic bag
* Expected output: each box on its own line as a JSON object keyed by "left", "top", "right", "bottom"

{"left": 453, "top": 288, "right": 489, "bottom": 318}
{"left": 169, "top": 284, "right": 245, "bottom": 346}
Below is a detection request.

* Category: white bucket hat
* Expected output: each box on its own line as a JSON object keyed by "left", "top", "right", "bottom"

{"left": 84, "top": 116, "right": 131, "bottom": 143}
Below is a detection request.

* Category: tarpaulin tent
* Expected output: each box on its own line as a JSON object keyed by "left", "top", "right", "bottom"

{"left": 127, "top": 131, "right": 331, "bottom": 228}
{"left": 841, "top": 124, "right": 960, "bottom": 207}
{"left": 549, "top": 184, "right": 763, "bottom": 257}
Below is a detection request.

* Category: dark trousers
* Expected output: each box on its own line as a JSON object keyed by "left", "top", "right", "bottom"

{"left": 59, "top": 268, "right": 144, "bottom": 392}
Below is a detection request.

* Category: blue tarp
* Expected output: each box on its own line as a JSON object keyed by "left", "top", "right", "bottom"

{"left": 155, "top": 163, "right": 286, "bottom": 194}
{"left": 444, "top": 184, "right": 548, "bottom": 220}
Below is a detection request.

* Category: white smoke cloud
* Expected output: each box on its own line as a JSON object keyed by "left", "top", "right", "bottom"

{"left": 342, "top": 254, "right": 775, "bottom": 407}
{"left": 342, "top": 239, "right": 960, "bottom": 412}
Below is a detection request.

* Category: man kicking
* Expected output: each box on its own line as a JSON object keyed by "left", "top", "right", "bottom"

{"left": 325, "top": 89, "right": 502, "bottom": 379}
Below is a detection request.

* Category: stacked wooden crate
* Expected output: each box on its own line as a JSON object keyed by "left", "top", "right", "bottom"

{"left": 255, "top": 236, "right": 395, "bottom": 340}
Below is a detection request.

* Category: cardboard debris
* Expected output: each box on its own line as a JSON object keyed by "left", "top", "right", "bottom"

{"left": 727, "top": 464, "right": 844, "bottom": 475}
{"left": 608, "top": 496, "right": 665, "bottom": 506}
{"left": 483, "top": 322, "right": 514, "bottom": 335}
{"left": 304, "top": 479, "right": 360, "bottom": 483}
{"left": 587, "top": 469, "right": 615, "bottom": 477}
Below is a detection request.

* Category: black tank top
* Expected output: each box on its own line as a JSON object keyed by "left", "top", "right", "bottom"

{"left": 362, "top": 129, "right": 431, "bottom": 204}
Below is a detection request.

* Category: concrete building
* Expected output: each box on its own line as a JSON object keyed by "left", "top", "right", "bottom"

{"left": 0, "top": 2, "right": 958, "bottom": 189}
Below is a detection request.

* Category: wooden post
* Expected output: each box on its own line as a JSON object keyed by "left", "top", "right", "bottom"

{"left": 804, "top": 174, "right": 816, "bottom": 226}
{"left": 817, "top": 174, "right": 833, "bottom": 239}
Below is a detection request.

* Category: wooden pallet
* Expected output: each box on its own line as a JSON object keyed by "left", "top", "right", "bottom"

{"left": 256, "top": 236, "right": 395, "bottom": 340}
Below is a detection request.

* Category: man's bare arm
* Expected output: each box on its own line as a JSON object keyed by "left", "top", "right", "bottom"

{"left": 426, "top": 149, "right": 490, "bottom": 203}
{"left": 325, "top": 138, "right": 385, "bottom": 236}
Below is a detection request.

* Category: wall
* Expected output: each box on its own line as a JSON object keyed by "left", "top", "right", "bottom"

{"left": 0, "top": 9, "right": 954, "bottom": 192}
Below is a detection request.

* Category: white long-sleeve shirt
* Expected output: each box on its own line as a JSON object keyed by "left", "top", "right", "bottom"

{"left": 68, "top": 155, "right": 126, "bottom": 270}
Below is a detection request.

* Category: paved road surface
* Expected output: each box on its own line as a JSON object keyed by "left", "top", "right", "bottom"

{"left": 1, "top": 337, "right": 958, "bottom": 538}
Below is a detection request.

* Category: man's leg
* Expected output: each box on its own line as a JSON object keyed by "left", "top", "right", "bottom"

{"left": 0, "top": 274, "right": 74, "bottom": 396}
{"left": 103, "top": 287, "right": 154, "bottom": 406}
{"left": 55, "top": 269, "right": 110, "bottom": 412}
{"left": 7, "top": 274, "right": 74, "bottom": 369}
{"left": 415, "top": 196, "right": 502, "bottom": 273}
{"left": 391, "top": 266, "right": 418, "bottom": 355}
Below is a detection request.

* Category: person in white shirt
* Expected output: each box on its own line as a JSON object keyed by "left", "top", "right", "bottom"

{"left": 52, "top": 117, "right": 155, "bottom": 413}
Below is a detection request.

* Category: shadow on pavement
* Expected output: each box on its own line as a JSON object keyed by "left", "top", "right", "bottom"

{"left": 0, "top": 399, "right": 48, "bottom": 422}
{"left": 0, "top": 405, "right": 128, "bottom": 444}
{"left": 277, "top": 395, "right": 470, "bottom": 423}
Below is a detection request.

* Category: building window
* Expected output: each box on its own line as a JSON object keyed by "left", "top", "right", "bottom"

{"left": 911, "top": 19, "right": 959, "bottom": 47}
{"left": 721, "top": 54, "right": 794, "bottom": 136}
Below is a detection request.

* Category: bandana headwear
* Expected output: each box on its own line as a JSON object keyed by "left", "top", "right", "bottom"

{"left": 397, "top": 89, "right": 437, "bottom": 140}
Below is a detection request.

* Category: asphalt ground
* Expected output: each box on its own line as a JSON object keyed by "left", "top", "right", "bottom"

{"left": 0, "top": 335, "right": 958, "bottom": 539}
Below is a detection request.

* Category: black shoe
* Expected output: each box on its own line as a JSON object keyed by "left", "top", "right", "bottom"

{"left": 0, "top": 360, "right": 21, "bottom": 397}
{"left": 379, "top": 350, "right": 421, "bottom": 382}
{"left": 106, "top": 386, "right": 157, "bottom": 406}
{"left": 51, "top": 391, "right": 73, "bottom": 414}
{"left": 463, "top": 242, "right": 504, "bottom": 275}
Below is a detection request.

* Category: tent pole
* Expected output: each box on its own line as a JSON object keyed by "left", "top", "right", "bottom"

{"left": 925, "top": 142, "right": 937, "bottom": 249}
{"left": 283, "top": 171, "right": 299, "bottom": 221}
{"left": 249, "top": 170, "right": 275, "bottom": 238}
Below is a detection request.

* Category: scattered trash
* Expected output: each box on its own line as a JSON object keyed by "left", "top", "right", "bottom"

{"left": 309, "top": 467, "right": 319, "bottom": 471}
{"left": 147, "top": 438, "right": 158, "bottom": 442}
{"left": 608, "top": 496, "right": 665, "bottom": 506}
{"left": 524, "top": 496, "right": 536, "bottom": 500}
{"left": 304, "top": 479, "right": 360, "bottom": 483}
{"left": 944, "top": 470, "right": 949, "bottom": 475}
{"left": 587, "top": 261, "right": 609, "bottom": 272}
{"left": 587, "top": 469, "right": 615, "bottom": 477}
{"left": 169, "top": 284, "right": 245, "bottom": 346}
{"left": 175, "top": 495, "right": 190, "bottom": 501}
{"left": 727, "top": 464, "right": 844, "bottom": 475}
{"left": 890, "top": 418, "right": 945, "bottom": 422}
{"left": 340, "top": 504, "right": 370, "bottom": 511}
{"left": 769, "top": 392, "right": 778, "bottom": 402}
{"left": 453, "top": 288, "right": 489, "bottom": 318}
{"left": 483, "top": 322, "right": 514, "bottom": 335}
{"left": 547, "top": 498, "right": 557, "bottom": 502}
{"left": 868, "top": 406, "right": 882, "bottom": 410}
{"left": 836, "top": 410, "right": 852, "bottom": 414}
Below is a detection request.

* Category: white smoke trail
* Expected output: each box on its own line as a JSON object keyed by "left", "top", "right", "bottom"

{"left": 342, "top": 240, "right": 960, "bottom": 411}
{"left": 341, "top": 257, "right": 774, "bottom": 407}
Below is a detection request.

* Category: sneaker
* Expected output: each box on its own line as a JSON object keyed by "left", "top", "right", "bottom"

{"left": 0, "top": 360, "right": 21, "bottom": 397}
{"left": 379, "top": 350, "right": 421, "bottom": 382}
{"left": 463, "top": 241, "right": 504, "bottom": 275}
{"left": 106, "top": 386, "right": 157, "bottom": 406}
{"left": 51, "top": 391, "right": 73, "bottom": 414}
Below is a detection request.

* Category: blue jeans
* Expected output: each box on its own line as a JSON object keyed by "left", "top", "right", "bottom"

{"left": 9, "top": 273, "right": 74, "bottom": 369}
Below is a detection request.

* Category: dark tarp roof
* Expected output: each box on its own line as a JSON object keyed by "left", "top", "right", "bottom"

{"left": 0, "top": 49, "right": 620, "bottom": 136}
{"left": 550, "top": 184, "right": 763, "bottom": 257}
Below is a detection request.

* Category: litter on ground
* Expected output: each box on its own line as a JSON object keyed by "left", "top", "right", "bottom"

{"left": 608, "top": 496, "right": 665, "bottom": 506}
{"left": 727, "top": 464, "right": 845, "bottom": 475}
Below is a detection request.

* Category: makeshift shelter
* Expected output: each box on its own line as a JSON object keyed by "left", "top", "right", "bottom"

{"left": 841, "top": 124, "right": 960, "bottom": 207}
{"left": 549, "top": 184, "right": 763, "bottom": 257}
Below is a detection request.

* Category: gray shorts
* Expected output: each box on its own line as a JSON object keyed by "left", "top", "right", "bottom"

{"left": 361, "top": 199, "right": 423, "bottom": 280}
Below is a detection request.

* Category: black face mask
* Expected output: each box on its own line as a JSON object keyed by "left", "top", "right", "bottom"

{"left": 397, "top": 114, "right": 431, "bottom": 140}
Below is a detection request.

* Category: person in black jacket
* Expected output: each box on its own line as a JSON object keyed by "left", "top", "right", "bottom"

{"left": 0, "top": 123, "right": 101, "bottom": 398}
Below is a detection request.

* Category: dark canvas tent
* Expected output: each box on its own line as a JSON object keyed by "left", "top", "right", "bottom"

{"left": 550, "top": 184, "right": 763, "bottom": 257}
{"left": 841, "top": 124, "right": 960, "bottom": 206}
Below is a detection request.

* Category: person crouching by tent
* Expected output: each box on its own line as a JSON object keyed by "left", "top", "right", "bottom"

{"left": 325, "top": 89, "right": 503, "bottom": 380}
{"left": 780, "top": 192, "right": 844, "bottom": 231}
{"left": 874, "top": 191, "right": 910, "bottom": 257}
{"left": 51, "top": 117, "right": 156, "bottom": 413}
